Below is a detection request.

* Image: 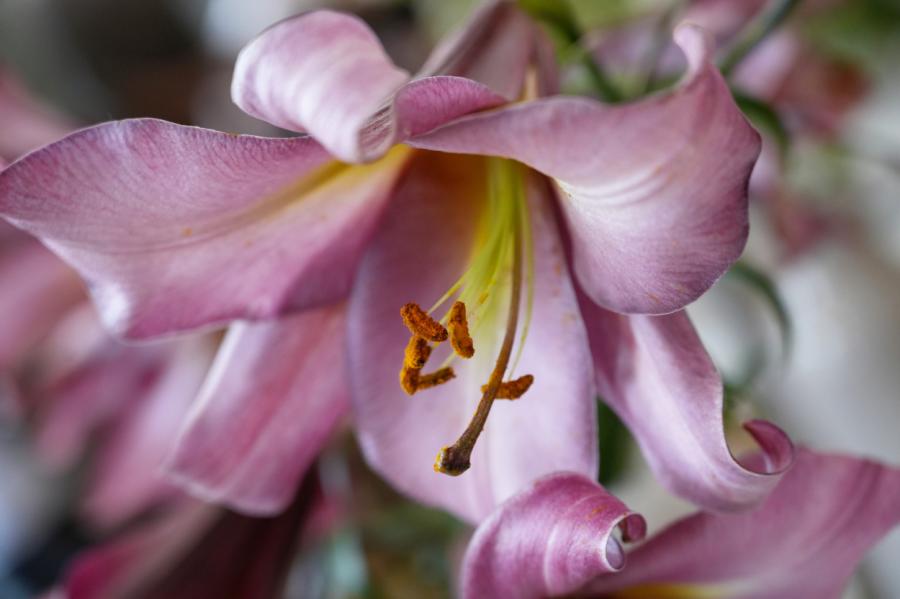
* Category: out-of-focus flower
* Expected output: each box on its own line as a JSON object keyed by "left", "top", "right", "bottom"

{"left": 463, "top": 449, "right": 900, "bottom": 599}
{"left": 51, "top": 470, "right": 322, "bottom": 599}
{"left": 0, "top": 1, "right": 786, "bottom": 526}
{"left": 27, "top": 317, "right": 215, "bottom": 531}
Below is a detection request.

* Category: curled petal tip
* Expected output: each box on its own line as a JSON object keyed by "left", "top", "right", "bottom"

{"left": 742, "top": 419, "right": 795, "bottom": 475}
{"left": 673, "top": 21, "right": 716, "bottom": 74}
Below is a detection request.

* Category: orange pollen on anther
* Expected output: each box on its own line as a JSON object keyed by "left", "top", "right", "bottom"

{"left": 404, "top": 336, "right": 431, "bottom": 369}
{"left": 398, "top": 325, "right": 455, "bottom": 396}
{"left": 401, "top": 303, "right": 448, "bottom": 342}
{"left": 399, "top": 366, "right": 419, "bottom": 396}
{"left": 416, "top": 367, "right": 456, "bottom": 390}
{"left": 448, "top": 301, "right": 475, "bottom": 359}
{"left": 481, "top": 374, "right": 534, "bottom": 399}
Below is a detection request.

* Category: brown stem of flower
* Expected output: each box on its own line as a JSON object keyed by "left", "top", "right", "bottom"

{"left": 435, "top": 224, "right": 524, "bottom": 476}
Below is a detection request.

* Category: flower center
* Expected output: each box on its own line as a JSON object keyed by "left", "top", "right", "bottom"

{"left": 397, "top": 158, "right": 535, "bottom": 476}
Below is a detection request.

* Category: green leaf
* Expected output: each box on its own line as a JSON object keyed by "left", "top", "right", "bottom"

{"left": 596, "top": 399, "right": 632, "bottom": 486}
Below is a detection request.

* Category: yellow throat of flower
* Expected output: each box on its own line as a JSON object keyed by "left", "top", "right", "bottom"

{"left": 397, "top": 157, "right": 536, "bottom": 477}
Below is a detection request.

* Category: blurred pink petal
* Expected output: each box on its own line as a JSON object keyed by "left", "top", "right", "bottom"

{"left": 65, "top": 479, "right": 317, "bottom": 599}
{"left": 33, "top": 332, "right": 167, "bottom": 470}
{"left": 166, "top": 305, "right": 349, "bottom": 515}
{"left": 348, "top": 155, "right": 597, "bottom": 523}
{"left": 232, "top": 7, "right": 516, "bottom": 162}
{"left": 462, "top": 473, "right": 646, "bottom": 599}
{"left": 579, "top": 299, "right": 793, "bottom": 512}
{"left": 411, "top": 24, "right": 759, "bottom": 315}
{"left": 0, "top": 119, "right": 410, "bottom": 337}
{"left": 587, "top": 449, "right": 900, "bottom": 598}
{"left": 0, "top": 238, "right": 83, "bottom": 369}
{"left": 82, "top": 337, "right": 214, "bottom": 530}
{"left": 0, "top": 68, "right": 74, "bottom": 161}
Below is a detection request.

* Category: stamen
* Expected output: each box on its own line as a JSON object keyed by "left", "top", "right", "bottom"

{"left": 416, "top": 367, "right": 456, "bottom": 390}
{"left": 448, "top": 301, "right": 475, "bottom": 359}
{"left": 399, "top": 365, "right": 419, "bottom": 396}
{"left": 401, "top": 303, "right": 448, "bottom": 343}
{"left": 481, "top": 374, "right": 533, "bottom": 399}
{"left": 400, "top": 335, "right": 455, "bottom": 396}
{"left": 435, "top": 189, "right": 527, "bottom": 476}
{"left": 404, "top": 336, "right": 431, "bottom": 369}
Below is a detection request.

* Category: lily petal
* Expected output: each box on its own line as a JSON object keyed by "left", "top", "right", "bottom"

{"left": 232, "top": 10, "right": 507, "bottom": 163}
{"left": 579, "top": 298, "right": 793, "bottom": 512}
{"left": 348, "top": 153, "right": 597, "bottom": 523}
{"left": 0, "top": 119, "right": 410, "bottom": 338}
{"left": 411, "top": 23, "right": 759, "bottom": 314}
{"left": 462, "top": 473, "right": 646, "bottom": 599}
{"left": 165, "top": 305, "right": 349, "bottom": 516}
{"left": 587, "top": 449, "right": 900, "bottom": 599}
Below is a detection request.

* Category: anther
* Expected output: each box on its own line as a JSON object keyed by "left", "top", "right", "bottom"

{"left": 416, "top": 367, "right": 456, "bottom": 390}
{"left": 404, "top": 336, "right": 431, "bottom": 369}
{"left": 400, "top": 365, "right": 419, "bottom": 395}
{"left": 448, "top": 301, "right": 475, "bottom": 359}
{"left": 481, "top": 374, "right": 534, "bottom": 399}
{"left": 401, "top": 303, "right": 448, "bottom": 343}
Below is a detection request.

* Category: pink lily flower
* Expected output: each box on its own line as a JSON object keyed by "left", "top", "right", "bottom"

{"left": 463, "top": 449, "right": 900, "bottom": 599}
{"left": 0, "top": 2, "right": 789, "bottom": 522}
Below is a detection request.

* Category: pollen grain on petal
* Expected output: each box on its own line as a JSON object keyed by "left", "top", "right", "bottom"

{"left": 401, "top": 302, "right": 448, "bottom": 342}
{"left": 482, "top": 374, "right": 534, "bottom": 400}
{"left": 449, "top": 301, "right": 475, "bottom": 359}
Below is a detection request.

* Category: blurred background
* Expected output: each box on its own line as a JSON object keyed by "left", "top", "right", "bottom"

{"left": 1, "top": 0, "right": 899, "bottom": 597}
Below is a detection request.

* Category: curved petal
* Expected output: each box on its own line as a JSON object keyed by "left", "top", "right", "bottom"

{"left": 165, "top": 305, "right": 349, "bottom": 515}
{"left": 579, "top": 297, "right": 793, "bottom": 512}
{"left": 462, "top": 473, "right": 646, "bottom": 599}
{"left": 348, "top": 153, "right": 597, "bottom": 523}
{"left": 411, "top": 23, "right": 760, "bottom": 314}
{"left": 0, "top": 239, "right": 83, "bottom": 369}
{"left": 587, "top": 449, "right": 900, "bottom": 598}
{"left": 0, "top": 119, "right": 411, "bottom": 338}
{"left": 232, "top": 11, "right": 507, "bottom": 163}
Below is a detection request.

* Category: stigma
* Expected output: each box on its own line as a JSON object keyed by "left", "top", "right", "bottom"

{"left": 396, "top": 158, "right": 535, "bottom": 478}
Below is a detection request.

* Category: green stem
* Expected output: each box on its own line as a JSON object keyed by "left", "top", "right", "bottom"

{"left": 719, "top": 0, "right": 802, "bottom": 77}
